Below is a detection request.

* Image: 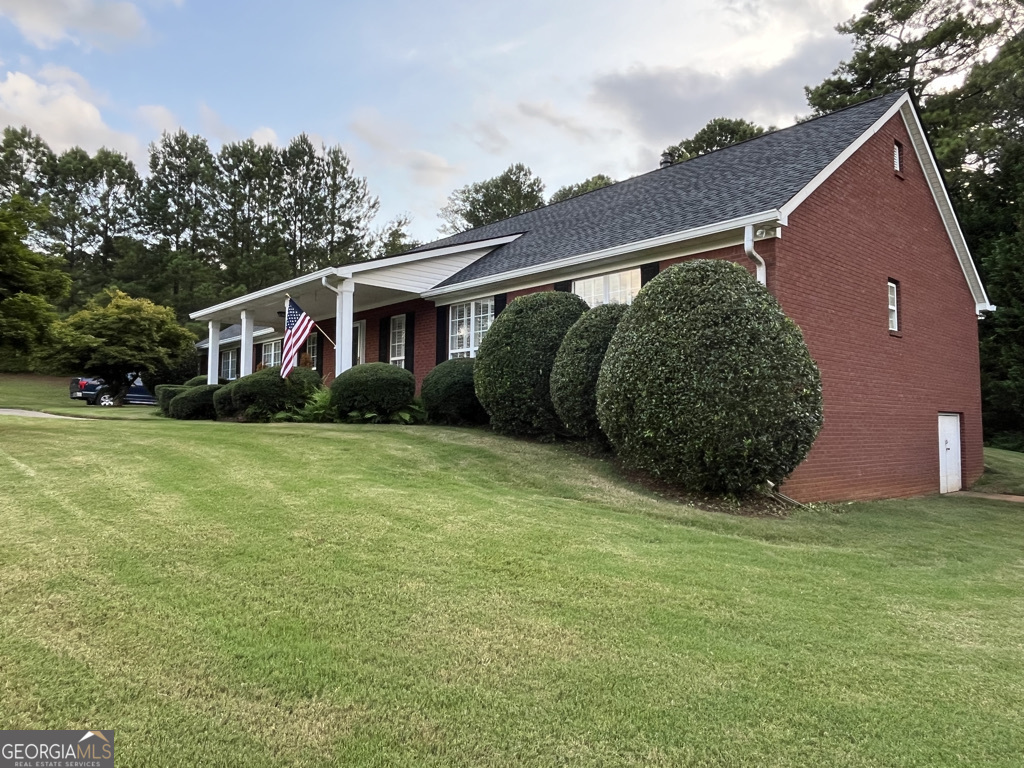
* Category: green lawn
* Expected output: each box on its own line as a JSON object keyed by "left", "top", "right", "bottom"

{"left": 0, "top": 373, "right": 160, "bottom": 419}
{"left": 974, "top": 447, "right": 1024, "bottom": 496}
{"left": 2, "top": 376, "right": 1023, "bottom": 765}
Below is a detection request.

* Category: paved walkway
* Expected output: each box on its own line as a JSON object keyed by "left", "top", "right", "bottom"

{"left": 0, "top": 408, "right": 81, "bottom": 419}
{"left": 951, "top": 490, "right": 1024, "bottom": 503}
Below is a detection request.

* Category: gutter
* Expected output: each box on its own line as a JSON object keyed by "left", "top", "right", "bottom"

{"left": 744, "top": 224, "right": 767, "bottom": 285}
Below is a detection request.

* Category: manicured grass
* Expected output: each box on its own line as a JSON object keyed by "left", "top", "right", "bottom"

{"left": 0, "top": 373, "right": 159, "bottom": 419}
{"left": 974, "top": 446, "right": 1024, "bottom": 495}
{"left": 2, "top": 398, "right": 1023, "bottom": 764}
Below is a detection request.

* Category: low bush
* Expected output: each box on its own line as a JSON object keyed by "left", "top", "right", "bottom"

{"left": 329, "top": 363, "right": 417, "bottom": 423}
{"left": 421, "top": 358, "right": 488, "bottom": 425}
{"left": 154, "top": 384, "right": 189, "bottom": 416}
{"left": 597, "top": 259, "right": 823, "bottom": 494}
{"left": 168, "top": 384, "right": 221, "bottom": 420}
{"left": 474, "top": 291, "right": 589, "bottom": 437}
{"left": 213, "top": 382, "right": 239, "bottom": 419}
{"left": 229, "top": 366, "right": 322, "bottom": 422}
{"left": 550, "top": 303, "right": 629, "bottom": 442}
{"left": 184, "top": 375, "right": 209, "bottom": 387}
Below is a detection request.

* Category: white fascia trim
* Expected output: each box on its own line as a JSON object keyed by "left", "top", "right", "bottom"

{"left": 196, "top": 327, "right": 275, "bottom": 349}
{"left": 779, "top": 92, "right": 993, "bottom": 315}
{"left": 421, "top": 210, "right": 784, "bottom": 299}
{"left": 898, "top": 101, "right": 994, "bottom": 314}
{"left": 189, "top": 234, "right": 524, "bottom": 320}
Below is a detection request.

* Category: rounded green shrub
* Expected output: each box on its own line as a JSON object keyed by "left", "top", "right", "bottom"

{"left": 421, "top": 358, "right": 488, "bottom": 425}
{"left": 168, "top": 384, "right": 221, "bottom": 420}
{"left": 184, "top": 374, "right": 209, "bottom": 387}
{"left": 155, "top": 384, "right": 189, "bottom": 416}
{"left": 474, "top": 290, "right": 589, "bottom": 437}
{"left": 329, "top": 362, "right": 415, "bottom": 421}
{"left": 213, "top": 382, "right": 239, "bottom": 419}
{"left": 550, "top": 303, "right": 629, "bottom": 442}
{"left": 597, "top": 260, "right": 823, "bottom": 494}
{"left": 229, "top": 365, "right": 322, "bottom": 422}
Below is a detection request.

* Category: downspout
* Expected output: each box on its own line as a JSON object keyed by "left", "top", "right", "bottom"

{"left": 744, "top": 224, "right": 766, "bottom": 286}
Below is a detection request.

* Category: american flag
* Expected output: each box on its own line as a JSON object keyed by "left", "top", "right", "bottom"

{"left": 281, "top": 298, "right": 314, "bottom": 378}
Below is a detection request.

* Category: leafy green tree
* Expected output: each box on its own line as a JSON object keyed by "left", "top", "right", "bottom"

{"left": 663, "top": 118, "right": 771, "bottom": 164}
{"left": 281, "top": 134, "right": 327, "bottom": 276}
{"left": 51, "top": 289, "right": 195, "bottom": 403}
{"left": 805, "top": 0, "right": 1019, "bottom": 115}
{"left": 0, "top": 126, "right": 54, "bottom": 207}
{"left": 0, "top": 197, "right": 70, "bottom": 368}
{"left": 374, "top": 214, "right": 421, "bottom": 258}
{"left": 549, "top": 174, "right": 615, "bottom": 204}
{"left": 322, "top": 144, "right": 378, "bottom": 266}
{"left": 44, "top": 147, "right": 99, "bottom": 305}
{"left": 438, "top": 163, "right": 545, "bottom": 234}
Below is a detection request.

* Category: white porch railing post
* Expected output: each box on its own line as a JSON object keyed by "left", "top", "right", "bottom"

{"left": 239, "top": 310, "right": 254, "bottom": 377}
{"left": 207, "top": 321, "right": 221, "bottom": 384}
{"left": 337, "top": 280, "right": 355, "bottom": 374}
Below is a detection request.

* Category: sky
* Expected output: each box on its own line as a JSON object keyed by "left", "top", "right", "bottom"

{"left": 0, "top": 0, "right": 865, "bottom": 243}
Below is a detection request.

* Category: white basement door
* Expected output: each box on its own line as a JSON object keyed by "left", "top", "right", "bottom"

{"left": 938, "top": 413, "right": 962, "bottom": 493}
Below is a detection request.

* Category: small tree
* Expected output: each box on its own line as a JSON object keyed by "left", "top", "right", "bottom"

{"left": 51, "top": 289, "right": 196, "bottom": 403}
{"left": 474, "top": 291, "right": 589, "bottom": 437}
{"left": 597, "top": 260, "right": 823, "bottom": 494}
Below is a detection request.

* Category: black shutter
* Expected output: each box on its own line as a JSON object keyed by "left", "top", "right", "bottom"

{"left": 315, "top": 331, "right": 325, "bottom": 373}
{"left": 553, "top": 280, "right": 572, "bottom": 292}
{"left": 493, "top": 293, "right": 508, "bottom": 316}
{"left": 379, "top": 317, "right": 390, "bottom": 363}
{"left": 640, "top": 262, "right": 660, "bottom": 286}
{"left": 405, "top": 312, "right": 416, "bottom": 373}
{"left": 436, "top": 306, "right": 448, "bottom": 364}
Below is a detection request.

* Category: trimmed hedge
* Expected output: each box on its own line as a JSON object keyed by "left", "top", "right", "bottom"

{"left": 474, "top": 291, "right": 589, "bottom": 437}
{"left": 213, "top": 382, "right": 239, "bottom": 419}
{"left": 597, "top": 260, "right": 823, "bottom": 494}
{"left": 155, "top": 384, "right": 189, "bottom": 416}
{"left": 229, "top": 365, "right": 322, "bottom": 422}
{"left": 329, "top": 362, "right": 415, "bottom": 422}
{"left": 184, "top": 375, "right": 209, "bottom": 386}
{"left": 421, "top": 358, "right": 488, "bottom": 425}
{"left": 168, "top": 384, "right": 221, "bottom": 420}
{"left": 550, "top": 303, "right": 629, "bottom": 442}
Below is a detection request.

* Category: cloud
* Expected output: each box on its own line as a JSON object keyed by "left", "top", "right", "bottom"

{"left": 517, "top": 101, "right": 594, "bottom": 142}
{"left": 0, "top": 0, "right": 146, "bottom": 49}
{"left": 198, "top": 102, "right": 239, "bottom": 144}
{"left": 250, "top": 126, "right": 279, "bottom": 146}
{"left": 469, "top": 121, "right": 509, "bottom": 154}
{"left": 349, "top": 107, "right": 461, "bottom": 188}
{"left": 590, "top": 33, "right": 854, "bottom": 146}
{"left": 137, "top": 103, "right": 178, "bottom": 134}
{"left": 0, "top": 68, "right": 142, "bottom": 158}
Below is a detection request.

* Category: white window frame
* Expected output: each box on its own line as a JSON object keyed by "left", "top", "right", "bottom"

{"left": 262, "top": 339, "right": 282, "bottom": 368}
{"left": 573, "top": 267, "right": 642, "bottom": 307}
{"left": 220, "top": 348, "right": 238, "bottom": 381}
{"left": 305, "top": 332, "right": 319, "bottom": 370}
{"left": 389, "top": 315, "right": 406, "bottom": 368}
{"left": 449, "top": 298, "right": 493, "bottom": 359}
{"left": 888, "top": 280, "right": 899, "bottom": 332}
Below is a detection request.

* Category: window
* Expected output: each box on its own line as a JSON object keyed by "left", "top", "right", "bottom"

{"left": 305, "top": 332, "right": 319, "bottom": 370}
{"left": 262, "top": 339, "right": 282, "bottom": 367}
{"left": 888, "top": 280, "right": 900, "bottom": 332}
{"left": 573, "top": 268, "right": 642, "bottom": 307}
{"left": 449, "top": 298, "right": 494, "bottom": 359}
{"left": 389, "top": 315, "right": 406, "bottom": 367}
{"left": 893, "top": 140, "right": 903, "bottom": 173}
{"left": 220, "top": 348, "right": 238, "bottom": 380}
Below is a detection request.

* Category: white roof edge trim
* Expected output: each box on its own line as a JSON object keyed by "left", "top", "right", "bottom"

{"left": 189, "top": 234, "right": 524, "bottom": 320}
{"left": 898, "top": 100, "right": 993, "bottom": 314}
{"left": 421, "top": 210, "right": 784, "bottom": 298}
{"left": 779, "top": 92, "right": 992, "bottom": 314}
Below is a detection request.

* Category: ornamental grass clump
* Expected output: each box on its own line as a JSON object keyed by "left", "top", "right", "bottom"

{"left": 550, "top": 303, "right": 629, "bottom": 443}
{"left": 597, "top": 260, "right": 823, "bottom": 494}
{"left": 421, "top": 358, "right": 488, "bottom": 425}
{"left": 474, "top": 291, "right": 589, "bottom": 437}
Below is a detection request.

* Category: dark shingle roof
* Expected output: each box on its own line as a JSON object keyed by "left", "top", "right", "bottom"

{"left": 419, "top": 92, "right": 905, "bottom": 288}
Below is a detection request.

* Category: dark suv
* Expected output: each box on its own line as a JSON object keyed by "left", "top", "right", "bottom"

{"left": 69, "top": 376, "right": 157, "bottom": 406}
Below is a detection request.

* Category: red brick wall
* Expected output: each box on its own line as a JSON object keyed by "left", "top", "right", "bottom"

{"left": 507, "top": 283, "right": 554, "bottom": 301}
{"left": 772, "top": 114, "right": 983, "bottom": 501}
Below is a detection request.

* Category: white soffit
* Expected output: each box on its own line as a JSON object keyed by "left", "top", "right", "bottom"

{"left": 351, "top": 251, "right": 485, "bottom": 293}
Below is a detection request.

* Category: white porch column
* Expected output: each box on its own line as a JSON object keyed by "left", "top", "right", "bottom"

{"left": 206, "top": 321, "right": 221, "bottom": 384}
{"left": 336, "top": 279, "right": 355, "bottom": 375}
{"left": 239, "top": 310, "right": 254, "bottom": 377}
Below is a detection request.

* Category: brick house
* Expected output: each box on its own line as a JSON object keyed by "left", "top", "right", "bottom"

{"left": 191, "top": 91, "right": 992, "bottom": 502}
